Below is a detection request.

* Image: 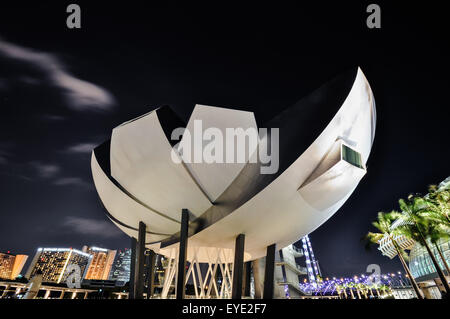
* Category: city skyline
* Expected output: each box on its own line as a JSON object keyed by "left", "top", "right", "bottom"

{"left": 0, "top": 246, "right": 129, "bottom": 280}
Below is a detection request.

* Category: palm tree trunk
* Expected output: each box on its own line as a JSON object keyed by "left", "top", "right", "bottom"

{"left": 419, "top": 233, "right": 450, "bottom": 294}
{"left": 392, "top": 238, "right": 424, "bottom": 299}
{"left": 356, "top": 288, "right": 361, "bottom": 299}
{"left": 435, "top": 243, "right": 450, "bottom": 276}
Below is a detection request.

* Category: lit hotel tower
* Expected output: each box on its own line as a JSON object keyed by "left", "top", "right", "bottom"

{"left": 0, "top": 251, "right": 28, "bottom": 280}
{"left": 109, "top": 248, "right": 132, "bottom": 284}
{"left": 82, "top": 246, "right": 117, "bottom": 280}
{"left": 25, "top": 248, "right": 91, "bottom": 283}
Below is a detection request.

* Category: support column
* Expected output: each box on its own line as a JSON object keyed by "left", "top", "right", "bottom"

{"left": 129, "top": 237, "right": 137, "bottom": 299}
{"left": 263, "top": 244, "right": 276, "bottom": 299}
{"left": 136, "top": 221, "right": 146, "bottom": 299}
{"left": 176, "top": 209, "right": 189, "bottom": 299}
{"left": 44, "top": 290, "right": 50, "bottom": 299}
{"left": 145, "top": 249, "right": 156, "bottom": 299}
{"left": 232, "top": 234, "right": 245, "bottom": 299}
{"left": 59, "top": 290, "right": 65, "bottom": 299}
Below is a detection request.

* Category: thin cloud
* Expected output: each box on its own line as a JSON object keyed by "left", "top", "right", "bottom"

{"left": 41, "top": 114, "right": 66, "bottom": 121}
{"left": 0, "top": 150, "right": 9, "bottom": 164}
{"left": 0, "top": 143, "right": 13, "bottom": 164}
{"left": 26, "top": 162, "right": 91, "bottom": 188}
{"left": 0, "top": 38, "right": 116, "bottom": 112}
{"left": 0, "top": 78, "right": 7, "bottom": 90}
{"left": 18, "top": 75, "right": 41, "bottom": 86}
{"left": 0, "top": 144, "right": 33, "bottom": 179}
{"left": 30, "top": 162, "right": 60, "bottom": 178}
{"left": 63, "top": 216, "right": 122, "bottom": 238}
{"left": 0, "top": 171, "right": 32, "bottom": 181}
{"left": 53, "top": 176, "right": 91, "bottom": 189}
{"left": 66, "top": 142, "right": 96, "bottom": 154}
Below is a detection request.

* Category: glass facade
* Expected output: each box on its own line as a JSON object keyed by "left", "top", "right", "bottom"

{"left": 28, "top": 248, "right": 91, "bottom": 283}
{"left": 342, "top": 144, "right": 363, "bottom": 169}
{"left": 0, "top": 253, "right": 15, "bottom": 279}
{"left": 84, "top": 247, "right": 116, "bottom": 280}
{"left": 0, "top": 252, "right": 28, "bottom": 280}
{"left": 409, "top": 238, "right": 450, "bottom": 279}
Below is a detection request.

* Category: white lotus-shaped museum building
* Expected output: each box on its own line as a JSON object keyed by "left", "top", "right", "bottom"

{"left": 91, "top": 67, "right": 376, "bottom": 298}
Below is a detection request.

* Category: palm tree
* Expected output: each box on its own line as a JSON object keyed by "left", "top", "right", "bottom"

{"left": 427, "top": 184, "right": 450, "bottom": 223}
{"left": 364, "top": 212, "right": 424, "bottom": 299}
{"left": 340, "top": 284, "right": 348, "bottom": 299}
{"left": 347, "top": 282, "right": 355, "bottom": 299}
{"left": 375, "top": 285, "right": 380, "bottom": 297}
{"left": 355, "top": 283, "right": 362, "bottom": 299}
{"left": 380, "top": 284, "right": 389, "bottom": 297}
{"left": 369, "top": 285, "right": 375, "bottom": 298}
{"left": 393, "top": 195, "right": 450, "bottom": 295}
{"left": 359, "top": 283, "right": 368, "bottom": 299}
{"left": 335, "top": 284, "right": 342, "bottom": 298}
{"left": 427, "top": 221, "right": 450, "bottom": 276}
{"left": 425, "top": 185, "right": 450, "bottom": 276}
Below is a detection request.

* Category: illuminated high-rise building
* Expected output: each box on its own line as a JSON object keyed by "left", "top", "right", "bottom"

{"left": 25, "top": 248, "right": 91, "bottom": 284}
{"left": 0, "top": 251, "right": 28, "bottom": 280}
{"left": 109, "top": 248, "right": 131, "bottom": 284}
{"left": 82, "top": 246, "right": 117, "bottom": 280}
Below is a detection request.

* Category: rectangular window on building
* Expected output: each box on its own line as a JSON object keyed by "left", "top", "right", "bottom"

{"left": 342, "top": 144, "right": 364, "bottom": 169}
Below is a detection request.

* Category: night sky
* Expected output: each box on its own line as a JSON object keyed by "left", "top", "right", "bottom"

{"left": 0, "top": 2, "right": 448, "bottom": 277}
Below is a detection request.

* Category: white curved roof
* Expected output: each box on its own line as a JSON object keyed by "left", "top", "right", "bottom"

{"left": 91, "top": 151, "right": 177, "bottom": 242}
{"left": 179, "top": 104, "right": 258, "bottom": 202}
{"left": 110, "top": 110, "right": 212, "bottom": 220}
{"left": 91, "top": 67, "right": 376, "bottom": 262}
